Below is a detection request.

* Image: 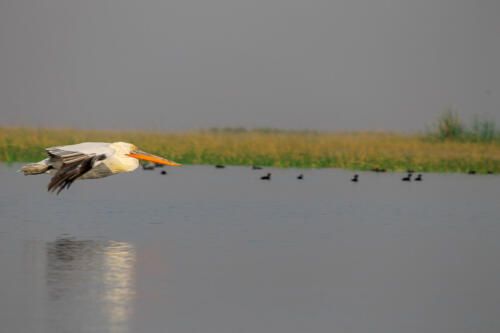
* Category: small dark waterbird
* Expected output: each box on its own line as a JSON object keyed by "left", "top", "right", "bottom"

{"left": 215, "top": 165, "right": 225, "bottom": 169}
{"left": 414, "top": 174, "right": 422, "bottom": 181}
{"left": 161, "top": 170, "right": 167, "bottom": 175}
{"left": 402, "top": 173, "right": 412, "bottom": 181}
{"left": 252, "top": 165, "right": 262, "bottom": 170}
{"left": 297, "top": 174, "right": 304, "bottom": 180}
{"left": 468, "top": 170, "right": 476, "bottom": 175}
{"left": 351, "top": 174, "right": 358, "bottom": 182}
{"left": 142, "top": 163, "right": 155, "bottom": 170}
{"left": 261, "top": 173, "right": 272, "bottom": 180}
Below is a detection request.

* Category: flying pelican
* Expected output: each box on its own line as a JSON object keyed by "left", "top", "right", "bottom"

{"left": 20, "top": 142, "right": 181, "bottom": 194}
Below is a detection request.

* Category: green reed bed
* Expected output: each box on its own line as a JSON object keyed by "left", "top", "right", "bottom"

{"left": 1, "top": 127, "right": 499, "bottom": 173}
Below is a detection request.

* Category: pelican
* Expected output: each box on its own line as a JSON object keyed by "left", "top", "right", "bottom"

{"left": 20, "top": 142, "right": 181, "bottom": 194}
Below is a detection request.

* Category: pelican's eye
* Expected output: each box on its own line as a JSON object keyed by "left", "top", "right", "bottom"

{"left": 130, "top": 145, "right": 136, "bottom": 151}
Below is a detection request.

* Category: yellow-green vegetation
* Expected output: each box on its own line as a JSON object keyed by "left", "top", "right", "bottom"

{"left": 1, "top": 126, "right": 499, "bottom": 173}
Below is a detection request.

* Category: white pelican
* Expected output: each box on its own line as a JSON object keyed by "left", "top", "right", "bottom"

{"left": 20, "top": 142, "right": 181, "bottom": 194}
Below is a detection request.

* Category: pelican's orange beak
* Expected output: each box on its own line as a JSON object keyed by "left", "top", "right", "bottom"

{"left": 126, "top": 148, "right": 182, "bottom": 166}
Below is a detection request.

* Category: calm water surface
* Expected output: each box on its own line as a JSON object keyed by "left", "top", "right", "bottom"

{"left": 1, "top": 164, "right": 499, "bottom": 333}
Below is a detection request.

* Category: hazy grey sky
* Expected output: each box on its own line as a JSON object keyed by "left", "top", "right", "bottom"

{"left": 1, "top": 0, "right": 499, "bottom": 131}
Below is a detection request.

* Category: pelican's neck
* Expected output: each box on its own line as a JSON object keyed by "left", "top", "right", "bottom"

{"left": 106, "top": 143, "right": 140, "bottom": 174}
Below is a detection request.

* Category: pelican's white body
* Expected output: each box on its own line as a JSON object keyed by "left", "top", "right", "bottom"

{"left": 28, "top": 142, "right": 141, "bottom": 179}
{"left": 56, "top": 142, "right": 140, "bottom": 175}
{"left": 21, "top": 141, "right": 181, "bottom": 194}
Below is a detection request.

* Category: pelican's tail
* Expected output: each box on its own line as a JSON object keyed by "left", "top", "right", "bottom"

{"left": 20, "top": 160, "right": 50, "bottom": 175}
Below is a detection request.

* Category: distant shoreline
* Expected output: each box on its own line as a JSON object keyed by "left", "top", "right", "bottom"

{"left": 1, "top": 127, "right": 499, "bottom": 174}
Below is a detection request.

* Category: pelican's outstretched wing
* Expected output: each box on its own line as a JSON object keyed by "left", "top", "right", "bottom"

{"left": 46, "top": 142, "right": 114, "bottom": 164}
{"left": 46, "top": 143, "right": 113, "bottom": 194}
{"left": 47, "top": 153, "right": 107, "bottom": 194}
{"left": 47, "top": 148, "right": 91, "bottom": 165}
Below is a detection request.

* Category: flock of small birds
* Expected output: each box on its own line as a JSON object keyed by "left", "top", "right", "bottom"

{"left": 352, "top": 170, "right": 423, "bottom": 182}
{"left": 142, "top": 162, "right": 489, "bottom": 182}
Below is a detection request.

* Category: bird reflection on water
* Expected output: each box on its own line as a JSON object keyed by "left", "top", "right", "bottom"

{"left": 46, "top": 237, "right": 136, "bottom": 333}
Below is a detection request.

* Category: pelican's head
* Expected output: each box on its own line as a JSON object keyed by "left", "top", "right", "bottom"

{"left": 112, "top": 142, "right": 182, "bottom": 167}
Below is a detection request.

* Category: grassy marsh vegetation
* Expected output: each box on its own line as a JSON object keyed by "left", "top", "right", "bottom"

{"left": 1, "top": 122, "right": 499, "bottom": 173}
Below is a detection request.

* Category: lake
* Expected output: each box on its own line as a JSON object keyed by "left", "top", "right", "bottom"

{"left": 1, "top": 163, "right": 499, "bottom": 333}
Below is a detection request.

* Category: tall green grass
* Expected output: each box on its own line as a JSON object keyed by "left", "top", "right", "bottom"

{"left": 428, "top": 107, "right": 500, "bottom": 143}
{"left": 1, "top": 126, "right": 499, "bottom": 173}
{"left": 469, "top": 115, "right": 497, "bottom": 142}
{"left": 436, "top": 107, "right": 464, "bottom": 140}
